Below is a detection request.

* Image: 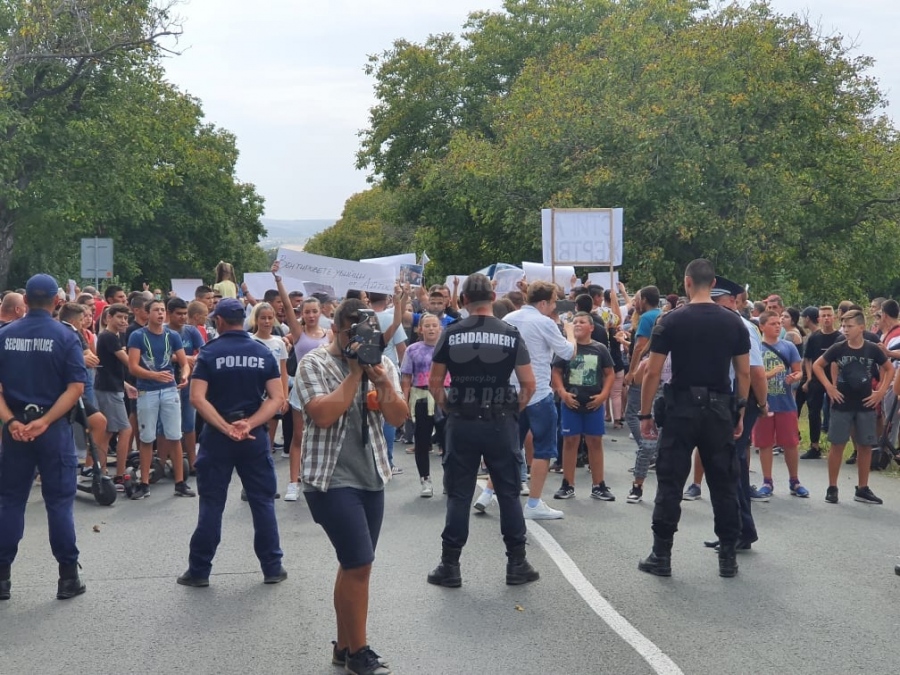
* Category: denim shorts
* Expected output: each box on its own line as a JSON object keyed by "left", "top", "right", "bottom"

{"left": 180, "top": 387, "right": 196, "bottom": 434}
{"left": 136, "top": 387, "right": 182, "bottom": 443}
{"left": 518, "top": 393, "right": 559, "bottom": 460}
{"left": 560, "top": 405, "right": 606, "bottom": 437}
{"left": 304, "top": 487, "right": 384, "bottom": 569}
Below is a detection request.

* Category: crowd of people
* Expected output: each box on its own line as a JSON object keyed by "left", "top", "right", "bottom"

{"left": 2, "top": 259, "right": 900, "bottom": 675}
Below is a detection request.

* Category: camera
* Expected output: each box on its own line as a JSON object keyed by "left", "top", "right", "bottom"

{"left": 344, "top": 309, "right": 385, "bottom": 366}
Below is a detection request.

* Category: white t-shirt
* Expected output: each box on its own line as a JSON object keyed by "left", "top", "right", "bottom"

{"left": 252, "top": 334, "right": 288, "bottom": 362}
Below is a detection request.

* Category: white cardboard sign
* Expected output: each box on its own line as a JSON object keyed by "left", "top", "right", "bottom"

{"left": 360, "top": 253, "right": 416, "bottom": 277}
{"left": 243, "top": 272, "right": 307, "bottom": 301}
{"left": 587, "top": 271, "right": 620, "bottom": 290}
{"left": 170, "top": 279, "right": 203, "bottom": 301}
{"left": 493, "top": 267, "right": 524, "bottom": 294}
{"left": 522, "top": 262, "right": 576, "bottom": 293}
{"left": 276, "top": 249, "right": 394, "bottom": 295}
{"left": 541, "top": 208, "right": 623, "bottom": 266}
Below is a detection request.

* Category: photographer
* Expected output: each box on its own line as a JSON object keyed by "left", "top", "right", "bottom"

{"left": 294, "top": 298, "right": 407, "bottom": 675}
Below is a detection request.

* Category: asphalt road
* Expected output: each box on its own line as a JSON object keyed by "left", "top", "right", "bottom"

{"left": 2, "top": 427, "right": 899, "bottom": 675}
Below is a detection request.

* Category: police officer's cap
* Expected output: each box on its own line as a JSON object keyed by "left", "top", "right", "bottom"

{"left": 25, "top": 273, "right": 60, "bottom": 301}
{"left": 210, "top": 297, "right": 245, "bottom": 322}
{"left": 710, "top": 276, "right": 743, "bottom": 298}
{"left": 461, "top": 273, "right": 493, "bottom": 303}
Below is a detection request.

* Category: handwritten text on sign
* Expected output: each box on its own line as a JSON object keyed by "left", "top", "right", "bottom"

{"left": 541, "top": 208, "right": 624, "bottom": 266}
{"left": 276, "top": 249, "right": 394, "bottom": 295}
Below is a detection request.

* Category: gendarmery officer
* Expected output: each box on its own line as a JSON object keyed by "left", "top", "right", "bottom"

{"left": 426, "top": 273, "right": 540, "bottom": 587}
{"left": 0, "top": 274, "right": 88, "bottom": 601}
{"left": 177, "top": 298, "right": 287, "bottom": 587}
{"left": 637, "top": 259, "right": 750, "bottom": 578}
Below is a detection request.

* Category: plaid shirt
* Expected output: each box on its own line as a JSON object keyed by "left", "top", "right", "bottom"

{"left": 294, "top": 346, "right": 401, "bottom": 491}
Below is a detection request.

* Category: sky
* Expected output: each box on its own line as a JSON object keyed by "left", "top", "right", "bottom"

{"left": 162, "top": 0, "right": 900, "bottom": 221}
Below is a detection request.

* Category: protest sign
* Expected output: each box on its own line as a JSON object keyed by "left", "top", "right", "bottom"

{"left": 361, "top": 253, "right": 416, "bottom": 277}
{"left": 243, "top": 272, "right": 306, "bottom": 301}
{"left": 522, "top": 262, "right": 576, "bottom": 293}
{"left": 67, "top": 279, "right": 77, "bottom": 301}
{"left": 276, "top": 249, "right": 395, "bottom": 296}
{"left": 587, "top": 271, "right": 620, "bottom": 290}
{"left": 399, "top": 263, "right": 424, "bottom": 287}
{"left": 493, "top": 267, "right": 524, "bottom": 294}
{"left": 171, "top": 279, "right": 203, "bottom": 301}
{"left": 541, "top": 208, "right": 623, "bottom": 266}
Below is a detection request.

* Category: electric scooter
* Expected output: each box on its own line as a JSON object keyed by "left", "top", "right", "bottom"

{"left": 74, "top": 398, "right": 117, "bottom": 506}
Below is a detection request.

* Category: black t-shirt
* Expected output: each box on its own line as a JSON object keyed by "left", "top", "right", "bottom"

{"left": 96, "top": 330, "right": 126, "bottom": 392}
{"left": 552, "top": 340, "right": 614, "bottom": 407}
{"left": 649, "top": 303, "right": 750, "bottom": 394}
{"left": 589, "top": 315, "right": 609, "bottom": 348}
{"left": 821, "top": 340, "right": 886, "bottom": 412}
{"left": 432, "top": 314, "right": 530, "bottom": 408}
{"left": 804, "top": 330, "right": 842, "bottom": 364}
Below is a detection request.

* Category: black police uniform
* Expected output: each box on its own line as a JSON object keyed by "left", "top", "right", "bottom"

{"left": 183, "top": 329, "right": 284, "bottom": 582}
{"left": 642, "top": 302, "right": 749, "bottom": 576}
{"left": 428, "top": 313, "right": 536, "bottom": 586}
{"left": 0, "top": 275, "right": 88, "bottom": 600}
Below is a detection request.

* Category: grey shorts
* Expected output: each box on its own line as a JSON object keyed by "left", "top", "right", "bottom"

{"left": 95, "top": 390, "right": 131, "bottom": 433}
{"left": 828, "top": 409, "right": 878, "bottom": 446}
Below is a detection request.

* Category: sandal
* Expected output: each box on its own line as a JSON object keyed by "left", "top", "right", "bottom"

{"left": 613, "top": 419, "right": 624, "bottom": 430}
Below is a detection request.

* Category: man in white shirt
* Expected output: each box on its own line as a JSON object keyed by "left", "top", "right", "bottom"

{"left": 503, "top": 281, "right": 576, "bottom": 519}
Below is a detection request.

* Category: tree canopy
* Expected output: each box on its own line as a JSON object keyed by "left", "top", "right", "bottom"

{"left": 0, "top": 1, "right": 268, "bottom": 290}
{"left": 330, "top": 0, "right": 900, "bottom": 302}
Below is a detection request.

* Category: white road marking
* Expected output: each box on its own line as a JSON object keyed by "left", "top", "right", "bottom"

{"left": 526, "top": 520, "right": 684, "bottom": 675}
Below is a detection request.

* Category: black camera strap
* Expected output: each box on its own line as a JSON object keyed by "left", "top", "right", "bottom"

{"left": 360, "top": 372, "right": 369, "bottom": 447}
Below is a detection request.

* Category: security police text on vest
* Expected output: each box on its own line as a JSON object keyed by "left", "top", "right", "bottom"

{"left": 4, "top": 337, "right": 55, "bottom": 352}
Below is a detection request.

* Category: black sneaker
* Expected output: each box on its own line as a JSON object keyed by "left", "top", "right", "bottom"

{"left": 591, "top": 482, "right": 615, "bottom": 501}
{"left": 130, "top": 483, "right": 150, "bottom": 500}
{"left": 332, "top": 641, "right": 348, "bottom": 666}
{"left": 800, "top": 447, "right": 821, "bottom": 460}
{"left": 854, "top": 486, "right": 883, "bottom": 505}
{"left": 174, "top": 481, "right": 196, "bottom": 498}
{"left": 626, "top": 484, "right": 643, "bottom": 503}
{"left": 825, "top": 485, "right": 839, "bottom": 504}
{"left": 845, "top": 451, "right": 857, "bottom": 465}
{"left": 0, "top": 578, "right": 10, "bottom": 600}
{"left": 345, "top": 646, "right": 391, "bottom": 675}
{"left": 177, "top": 571, "right": 210, "bottom": 587}
{"left": 553, "top": 480, "right": 575, "bottom": 500}
{"left": 263, "top": 567, "right": 288, "bottom": 584}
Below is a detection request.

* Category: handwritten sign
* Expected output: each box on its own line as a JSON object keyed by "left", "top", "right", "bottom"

{"left": 360, "top": 253, "right": 416, "bottom": 278}
{"left": 522, "top": 262, "right": 576, "bottom": 293}
{"left": 170, "top": 279, "right": 203, "bottom": 301}
{"left": 243, "top": 272, "right": 306, "bottom": 301}
{"left": 587, "top": 271, "right": 620, "bottom": 290}
{"left": 276, "top": 249, "right": 394, "bottom": 296}
{"left": 493, "top": 267, "right": 524, "bottom": 294}
{"left": 541, "top": 208, "right": 623, "bottom": 266}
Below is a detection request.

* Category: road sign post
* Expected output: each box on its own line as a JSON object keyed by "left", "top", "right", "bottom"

{"left": 80, "top": 238, "right": 114, "bottom": 289}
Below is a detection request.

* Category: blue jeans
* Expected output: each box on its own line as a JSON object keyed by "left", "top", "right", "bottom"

{"left": 383, "top": 421, "right": 396, "bottom": 467}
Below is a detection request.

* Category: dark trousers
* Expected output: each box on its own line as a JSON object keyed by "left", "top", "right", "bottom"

{"left": 734, "top": 403, "right": 760, "bottom": 543}
{"left": 414, "top": 398, "right": 436, "bottom": 478}
{"left": 0, "top": 421, "right": 79, "bottom": 567}
{"left": 441, "top": 414, "right": 526, "bottom": 551}
{"left": 188, "top": 428, "right": 283, "bottom": 578}
{"left": 652, "top": 404, "right": 741, "bottom": 543}
{"left": 806, "top": 380, "right": 826, "bottom": 444}
{"left": 281, "top": 404, "right": 294, "bottom": 451}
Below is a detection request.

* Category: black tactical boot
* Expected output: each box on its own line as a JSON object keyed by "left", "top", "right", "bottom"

{"left": 57, "top": 563, "right": 86, "bottom": 600}
{"left": 718, "top": 542, "right": 739, "bottom": 578}
{"left": 506, "top": 546, "right": 540, "bottom": 585}
{"left": 427, "top": 546, "right": 462, "bottom": 588}
{"left": 639, "top": 536, "right": 673, "bottom": 577}
{"left": 0, "top": 565, "right": 10, "bottom": 600}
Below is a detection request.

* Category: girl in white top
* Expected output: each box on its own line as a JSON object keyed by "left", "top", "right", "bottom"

{"left": 249, "top": 302, "right": 289, "bottom": 449}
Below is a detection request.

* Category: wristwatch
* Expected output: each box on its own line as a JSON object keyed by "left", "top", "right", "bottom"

{"left": 637, "top": 413, "right": 653, "bottom": 421}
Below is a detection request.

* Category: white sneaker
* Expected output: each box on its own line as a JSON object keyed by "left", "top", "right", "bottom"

{"left": 474, "top": 490, "right": 495, "bottom": 512}
{"left": 284, "top": 483, "right": 300, "bottom": 502}
{"left": 524, "top": 500, "right": 564, "bottom": 520}
{"left": 520, "top": 482, "right": 530, "bottom": 496}
{"left": 420, "top": 477, "right": 434, "bottom": 498}
{"left": 281, "top": 449, "right": 291, "bottom": 459}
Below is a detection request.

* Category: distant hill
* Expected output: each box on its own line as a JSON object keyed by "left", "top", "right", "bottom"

{"left": 259, "top": 218, "right": 335, "bottom": 249}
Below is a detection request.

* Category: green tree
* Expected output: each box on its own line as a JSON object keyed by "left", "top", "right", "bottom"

{"left": 352, "top": 0, "right": 900, "bottom": 297}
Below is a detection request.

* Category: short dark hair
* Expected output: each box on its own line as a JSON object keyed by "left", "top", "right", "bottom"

{"left": 640, "top": 285, "right": 660, "bottom": 309}
{"left": 167, "top": 297, "right": 188, "bottom": 313}
{"left": 587, "top": 285, "right": 604, "bottom": 299}
{"left": 333, "top": 298, "right": 368, "bottom": 329}
{"left": 195, "top": 285, "right": 213, "bottom": 298}
{"left": 882, "top": 299, "right": 899, "bottom": 319}
{"left": 345, "top": 290, "right": 364, "bottom": 300}
{"left": 492, "top": 298, "right": 515, "bottom": 319}
{"left": 461, "top": 273, "right": 493, "bottom": 305}
{"left": 104, "top": 285, "right": 124, "bottom": 301}
{"left": 575, "top": 294, "right": 594, "bottom": 313}
{"left": 504, "top": 290, "right": 524, "bottom": 309}
{"left": 367, "top": 292, "right": 387, "bottom": 304}
{"left": 130, "top": 294, "right": 147, "bottom": 310}
{"left": 685, "top": 259, "right": 715, "bottom": 288}
{"left": 758, "top": 310, "right": 780, "bottom": 325}
{"left": 106, "top": 303, "right": 129, "bottom": 319}
{"left": 263, "top": 290, "right": 280, "bottom": 303}
{"left": 144, "top": 298, "right": 165, "bottom": 312}
{"left": 59, "top": 302, "right": 86, "bottom": 324}
{"left": 842, "top": 309, "right": 865, "bottom": 326}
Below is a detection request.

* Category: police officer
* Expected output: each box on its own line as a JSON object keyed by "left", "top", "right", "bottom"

{"left": 177, "top": 298, "right": 287, "bottom": 587}
{"left": 637, "top": 259, "right": 750, "bottom": 578}
{"left": 0, "top": 274, "right": 88, "bottom": 600}
{"left": 426, "top": 273, "right": 540, "bottom": 587}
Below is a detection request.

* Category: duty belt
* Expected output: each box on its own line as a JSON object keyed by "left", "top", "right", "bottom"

{"left": 223, "top": 408, "right": 260, "bottom": 423}
{"left": 671, "top": 387, "right": 732, "bottom": 407}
